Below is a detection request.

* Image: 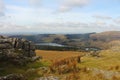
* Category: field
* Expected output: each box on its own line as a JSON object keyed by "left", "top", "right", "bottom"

{"left": 35, "top": 50, "right": 120, "bottom": 80}
{"left": 36, "top": 50, "right": 85, "bottom": 61}
{"left": 1, "top": 50, "right": 120, "bottom": 80}
{"left": 36, "top": 50, "right": 120, "bottom": 70}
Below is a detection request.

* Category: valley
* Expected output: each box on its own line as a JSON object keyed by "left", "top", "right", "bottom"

{"left": 0, "top": 31, "right": 120, "bottom": 80}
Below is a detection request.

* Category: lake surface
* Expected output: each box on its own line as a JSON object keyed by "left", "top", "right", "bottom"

{"left": 35, "top": 43, "right": 65, "bottom": 47}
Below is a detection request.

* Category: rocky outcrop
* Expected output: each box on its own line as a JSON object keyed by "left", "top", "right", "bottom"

{"left": 35, "top": 76, "right": 59, "bottom": 80}
{"left": 0, "top": 35, "right": 40, "bottom": 65}
{"left": 0, "top": 74, "right": 26, "bottom": 80}
{"left": 11, "top": 38, "right": 36, "bottom": 57}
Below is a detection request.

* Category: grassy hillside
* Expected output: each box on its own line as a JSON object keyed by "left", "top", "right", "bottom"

{"left": 90, "top": 31, "right": 120, "bottom": 42}
{"left": 36, "top": 50, "right": 120, "bottom": 71}
{"left": 89, "top": 31, "right": 120, "bottom": 49}
{"left": 1, "top": 49, "right": 120, "bottom": 80}
{"left": 35, "top": 50, "right": 120, "bottom": 80}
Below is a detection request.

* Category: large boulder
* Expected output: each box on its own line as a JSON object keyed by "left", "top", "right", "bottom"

{"left": 0, "top": 35, "right": 39, "bottom": 65}
{"left": 0, "top": 36, "right": 41, "bottom": 80}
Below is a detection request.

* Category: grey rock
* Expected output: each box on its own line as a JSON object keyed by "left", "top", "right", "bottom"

{"left": 0, "top": 74, "right": 26, "bottom": 80}
{"left": 0, "top": 35, "right": 40, "bottom": 65}
{"left": 36, "top": 76, "right": 59, "bottom": 80}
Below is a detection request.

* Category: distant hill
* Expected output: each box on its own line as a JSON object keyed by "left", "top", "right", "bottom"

{"left": 89, "top": 31, "right": 120, "bottom": 49}
{"left": 90, "top": 31, "right": 120, "bottom": 42}
{"left": 9, "top": 31, "right": 120, "bottom": 49}
{"left": 9, "top": 33, "right": 95, "bottom": 45}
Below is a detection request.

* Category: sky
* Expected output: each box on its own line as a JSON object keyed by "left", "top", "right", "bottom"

{"left": 0, "top": 0, "right": 120, "bottom": 34}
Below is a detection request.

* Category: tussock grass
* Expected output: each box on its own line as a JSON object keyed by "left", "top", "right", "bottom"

{"left": 36, "top": 50, "right": 84, "bottom": 61}
{"left": 36, "top": 50, "right": 120, "bottom": 80}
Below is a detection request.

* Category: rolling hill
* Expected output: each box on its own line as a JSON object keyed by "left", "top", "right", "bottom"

{"left": 9, "top": 31, "right": 120, "bottom": 49}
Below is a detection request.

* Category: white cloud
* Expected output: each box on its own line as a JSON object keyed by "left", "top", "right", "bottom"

{"left": 5, "top": 4, "right": 54, "bottom": 26}
{"left": 59, "top": 0, "right": 90, "bottom": 12}
{"left": 95, "top": 21, "right": 107, "bottom": 26}
{"left": 0, "top": 20, "right": 119, "bottom": 33}
{"left": 13, "top": 0, "right": 90, "bottom": 12}
{"left": 27, "top": 21, "right": 119, "bottom": 33}
{"left": 0, "top": 22, "right": 33, "bottom": 33}
{"left": 0, "top": 0, "right": 5, "bottom": 16}
{"left": 29, "top": 0, "right": 42, "bottom": 6}
{"left": 114, "top": 17, "right": 120, "bottom": 24}
{"left": 93, "top": 15, "right": 112, "bottom": 20}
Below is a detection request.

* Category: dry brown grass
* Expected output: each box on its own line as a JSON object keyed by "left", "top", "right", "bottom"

{"left": 36, "top": 50, "right": 84, "bottom": 75}
{"left": 35, "top": 50, "right": 120, "bottom": 80}
{"left": 36, "top": 50, "right": 84, "bottom": 61}
{"left": 49, "top": 56, "right": 82, "bottom": 74}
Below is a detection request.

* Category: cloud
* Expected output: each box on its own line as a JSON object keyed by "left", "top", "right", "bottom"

{"left": 95, "top": 21, "right": 107, "bottom": 26}
{"left": 34, "top": 21, "right": 108, "bottom": 30}
{"left": 114, "top": 17, "right": 120, "bottom": 24}
{"left": 93, "top": 15, "right": 112, "bottom": 20}
{"left": 0, "top": 21, "right": 119, "bottom": 33}
{"left": 29, "top": 0, "right": 42, "bottom": 6}
{"left": 26, "top": 21, "right": 118, "bottom": 33}
{"left": 1, "top": 0, "right": 120, "bottom": 33}
{"left": 0, "top": 0, "right": 5, "bottom": 17}
{"left": 13, "top": 0, "right": 90, "bottom": 12}
{"left": 35, "top": 22, "right": 89, "bottom": 28}
{"left": 59, "top": 0, "right": 90, "bottom": 12}
{"left": 13, "top": 0, "right": 42, "bottom": 6}
{"left": 6, "top": 5, "right": 32, "bottom": 12}
{"left": 0, "top": 22, "right": 32, "bottom": 33}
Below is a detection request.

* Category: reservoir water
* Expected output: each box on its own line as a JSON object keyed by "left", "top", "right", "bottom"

{"left": 35, "top": 43, "right": 64, "bottom": 47}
